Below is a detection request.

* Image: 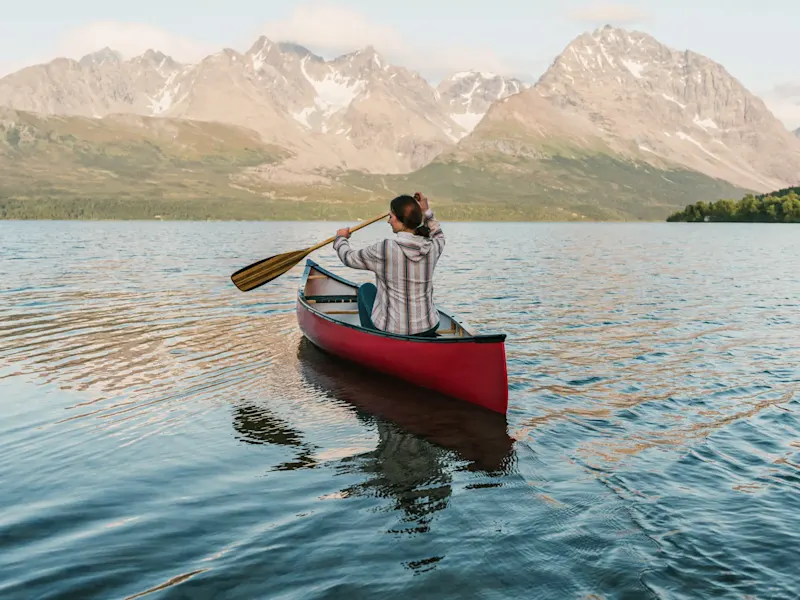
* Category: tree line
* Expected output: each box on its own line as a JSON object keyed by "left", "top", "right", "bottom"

{"left": 667, "top": 187, "right": 800, "bottom": 222}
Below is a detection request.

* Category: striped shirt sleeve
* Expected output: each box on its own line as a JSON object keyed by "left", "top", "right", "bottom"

{"left": 333, "top": 236, "right": 383, "bottom": 271}
{"left": 424, "top": 209, "right": 445, "bottom": 254}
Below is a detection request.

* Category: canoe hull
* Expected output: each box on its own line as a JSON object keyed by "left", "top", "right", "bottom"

{"left": 295, "top": 261, "right": 508, "bottom": 414}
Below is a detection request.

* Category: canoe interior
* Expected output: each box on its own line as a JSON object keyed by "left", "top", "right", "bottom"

{"left": 301, "top": 263, "right": 473, "bottom": 339}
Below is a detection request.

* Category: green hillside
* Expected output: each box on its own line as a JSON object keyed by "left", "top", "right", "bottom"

{"left": 0, "top": 109, "right": 751, "bottom": 221}
{"left": 360, "top": 153, "right": 750, "bottom": 221}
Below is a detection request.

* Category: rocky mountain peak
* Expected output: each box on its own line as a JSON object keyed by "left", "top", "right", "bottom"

{"left": 246, "top": 36, "right": 272, "bottom": 55}
{"left": 353, "top": 45, "right": 382, "bottom": 62}
{"left": 245, "top": 38, "right": 322, "bottom": 76}
{"left": 331, "top": 45, "right": 388, "bottom": 75}
{"left": 203, "top": 48, "right": 244, "bottom": 66}
{"left": 437, "top": 70, "right": 529, "bottom": 133}
{"left": 543, "top": 25, "right": 687, "bottom": 91}
{"left": 518, "top": 25, "right": 800, "bottom": 191}
{"left": 78, "top": 47, "right": 123, "bottom": 68}
{"left": 130, "top": 50, "right": 181, "bottom": 73}
{"left": 3, "top": 28, "right": 799, "bottom": 191}
{"left": 277, "top": 42, "right": 316, "bottom": 58}
{"left": 538, "top": 24, "right": 784, "bottom": 133}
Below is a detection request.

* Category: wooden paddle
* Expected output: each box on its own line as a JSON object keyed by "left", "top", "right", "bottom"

{"left": 231, "top": 211, "right": 390, "bottom": 292}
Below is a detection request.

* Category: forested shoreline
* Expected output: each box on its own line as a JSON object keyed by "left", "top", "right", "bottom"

{"left": 666, "top": 187, "right": 800, "bottom": 222}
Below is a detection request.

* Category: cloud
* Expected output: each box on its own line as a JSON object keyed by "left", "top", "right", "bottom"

{"left": 55, "top": 21, "right": 216, "bottom": 63}
{"left": 761, "top": 83, "right": 800, "bottom": 130}
{"left": 258, "top": 2, "right": 535, "bottom": 81}
{"left": 260, "top": 4, "right": 402, "bottom": 58}
{"left": 568, "top": 2, "right": 651, "bottom": 25}
{"left": 1, "top": 6, "right": 540, "bottom": 82}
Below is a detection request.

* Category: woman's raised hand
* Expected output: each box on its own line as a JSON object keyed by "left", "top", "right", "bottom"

{"left": 414, "top": 192, "right": 429, "bottom": 212}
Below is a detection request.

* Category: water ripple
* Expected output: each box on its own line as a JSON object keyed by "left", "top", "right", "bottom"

{"left": 1, "top": 221, "right": 799, "bottom": 598}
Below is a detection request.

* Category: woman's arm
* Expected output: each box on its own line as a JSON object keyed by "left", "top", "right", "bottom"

{"left": 333, "top": 231, "right": 383, "bottom": 271}
{"left": 415, "top": 192, "right": 445, "bottom": 251}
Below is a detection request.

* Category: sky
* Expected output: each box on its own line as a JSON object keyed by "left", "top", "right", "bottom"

{"left": 1, "top": 1, "right": 798, "bottom": 128}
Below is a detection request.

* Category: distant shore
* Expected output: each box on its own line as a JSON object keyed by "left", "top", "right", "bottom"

{"left": 0, "top": 198, "right": 653, "bottom": 222}
{"left": 666, "top": 188, "right": 800, "bottom": 223}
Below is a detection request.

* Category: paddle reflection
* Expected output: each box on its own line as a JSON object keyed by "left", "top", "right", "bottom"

{"left": 295, "top": 338, "right": 516, "bottom": 533}
{"left": 231, "top": 402, "right": 318, "bottom": 471}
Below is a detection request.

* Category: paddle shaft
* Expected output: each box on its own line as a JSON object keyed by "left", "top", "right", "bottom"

{"left": 306, "top": 211, "right": 390, "bottom": 254}
{"left": 230, "top": 210, "right": 391, "bottom": 291}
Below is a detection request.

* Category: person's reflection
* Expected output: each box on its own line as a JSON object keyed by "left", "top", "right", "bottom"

{"left": 231, "top": 402, "right": 317, "bottom": 471}
{"left": 229, "top": 338, "right": 517, "bottom": 533}
{"left": 335, "top": 419, "right": 453, "bottom": 534}
{"left": 295, "top": 338, "right": 516, "bottom": 532}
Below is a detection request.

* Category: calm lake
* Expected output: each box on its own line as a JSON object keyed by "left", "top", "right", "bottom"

{"left": 1, "top": 221, "right": 798, "bottom": 599}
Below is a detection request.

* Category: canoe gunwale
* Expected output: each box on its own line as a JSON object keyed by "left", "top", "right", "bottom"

{"left": 297, "top": 259, "right": 507, "bottom": 345}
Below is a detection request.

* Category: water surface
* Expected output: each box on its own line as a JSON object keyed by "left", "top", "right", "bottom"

{"left": 1, "top": 221, "right": 799, "bottom": 599}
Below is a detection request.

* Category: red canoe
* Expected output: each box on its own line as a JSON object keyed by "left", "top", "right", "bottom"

{"left": 296, "top": 259, "right": 509, "bottom": 414}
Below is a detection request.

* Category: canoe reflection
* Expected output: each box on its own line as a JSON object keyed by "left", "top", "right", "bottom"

{"left": 296, "top": 338, "right": 516, "bottom": 533}
{"left": 295, "top": 338, "right": 515, "bottom": 475}
{"left": 230, "top": 338, "right": 516, "bottom": 534}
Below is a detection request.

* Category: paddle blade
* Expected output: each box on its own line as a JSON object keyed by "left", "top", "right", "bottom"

{"left": 231, "top": 249, "right": 310, "bottom": 292}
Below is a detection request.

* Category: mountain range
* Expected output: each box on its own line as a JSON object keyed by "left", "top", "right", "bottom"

{"left": 0, "top": 39, "right": 527, "bottom": 177}
{"left": 1, "top": 25, "right": 799, "bottom": 220}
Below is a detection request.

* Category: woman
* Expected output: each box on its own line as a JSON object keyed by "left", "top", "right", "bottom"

{"left": 332, "top": 192, "right": 445, "bottom": 337}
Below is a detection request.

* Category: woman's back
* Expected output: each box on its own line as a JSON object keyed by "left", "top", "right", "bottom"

{"left": 332, "top": 194, "right": 445, "bottom": 336}
{"left": 364, "top": 221, "right": 445, "bottom": 334}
